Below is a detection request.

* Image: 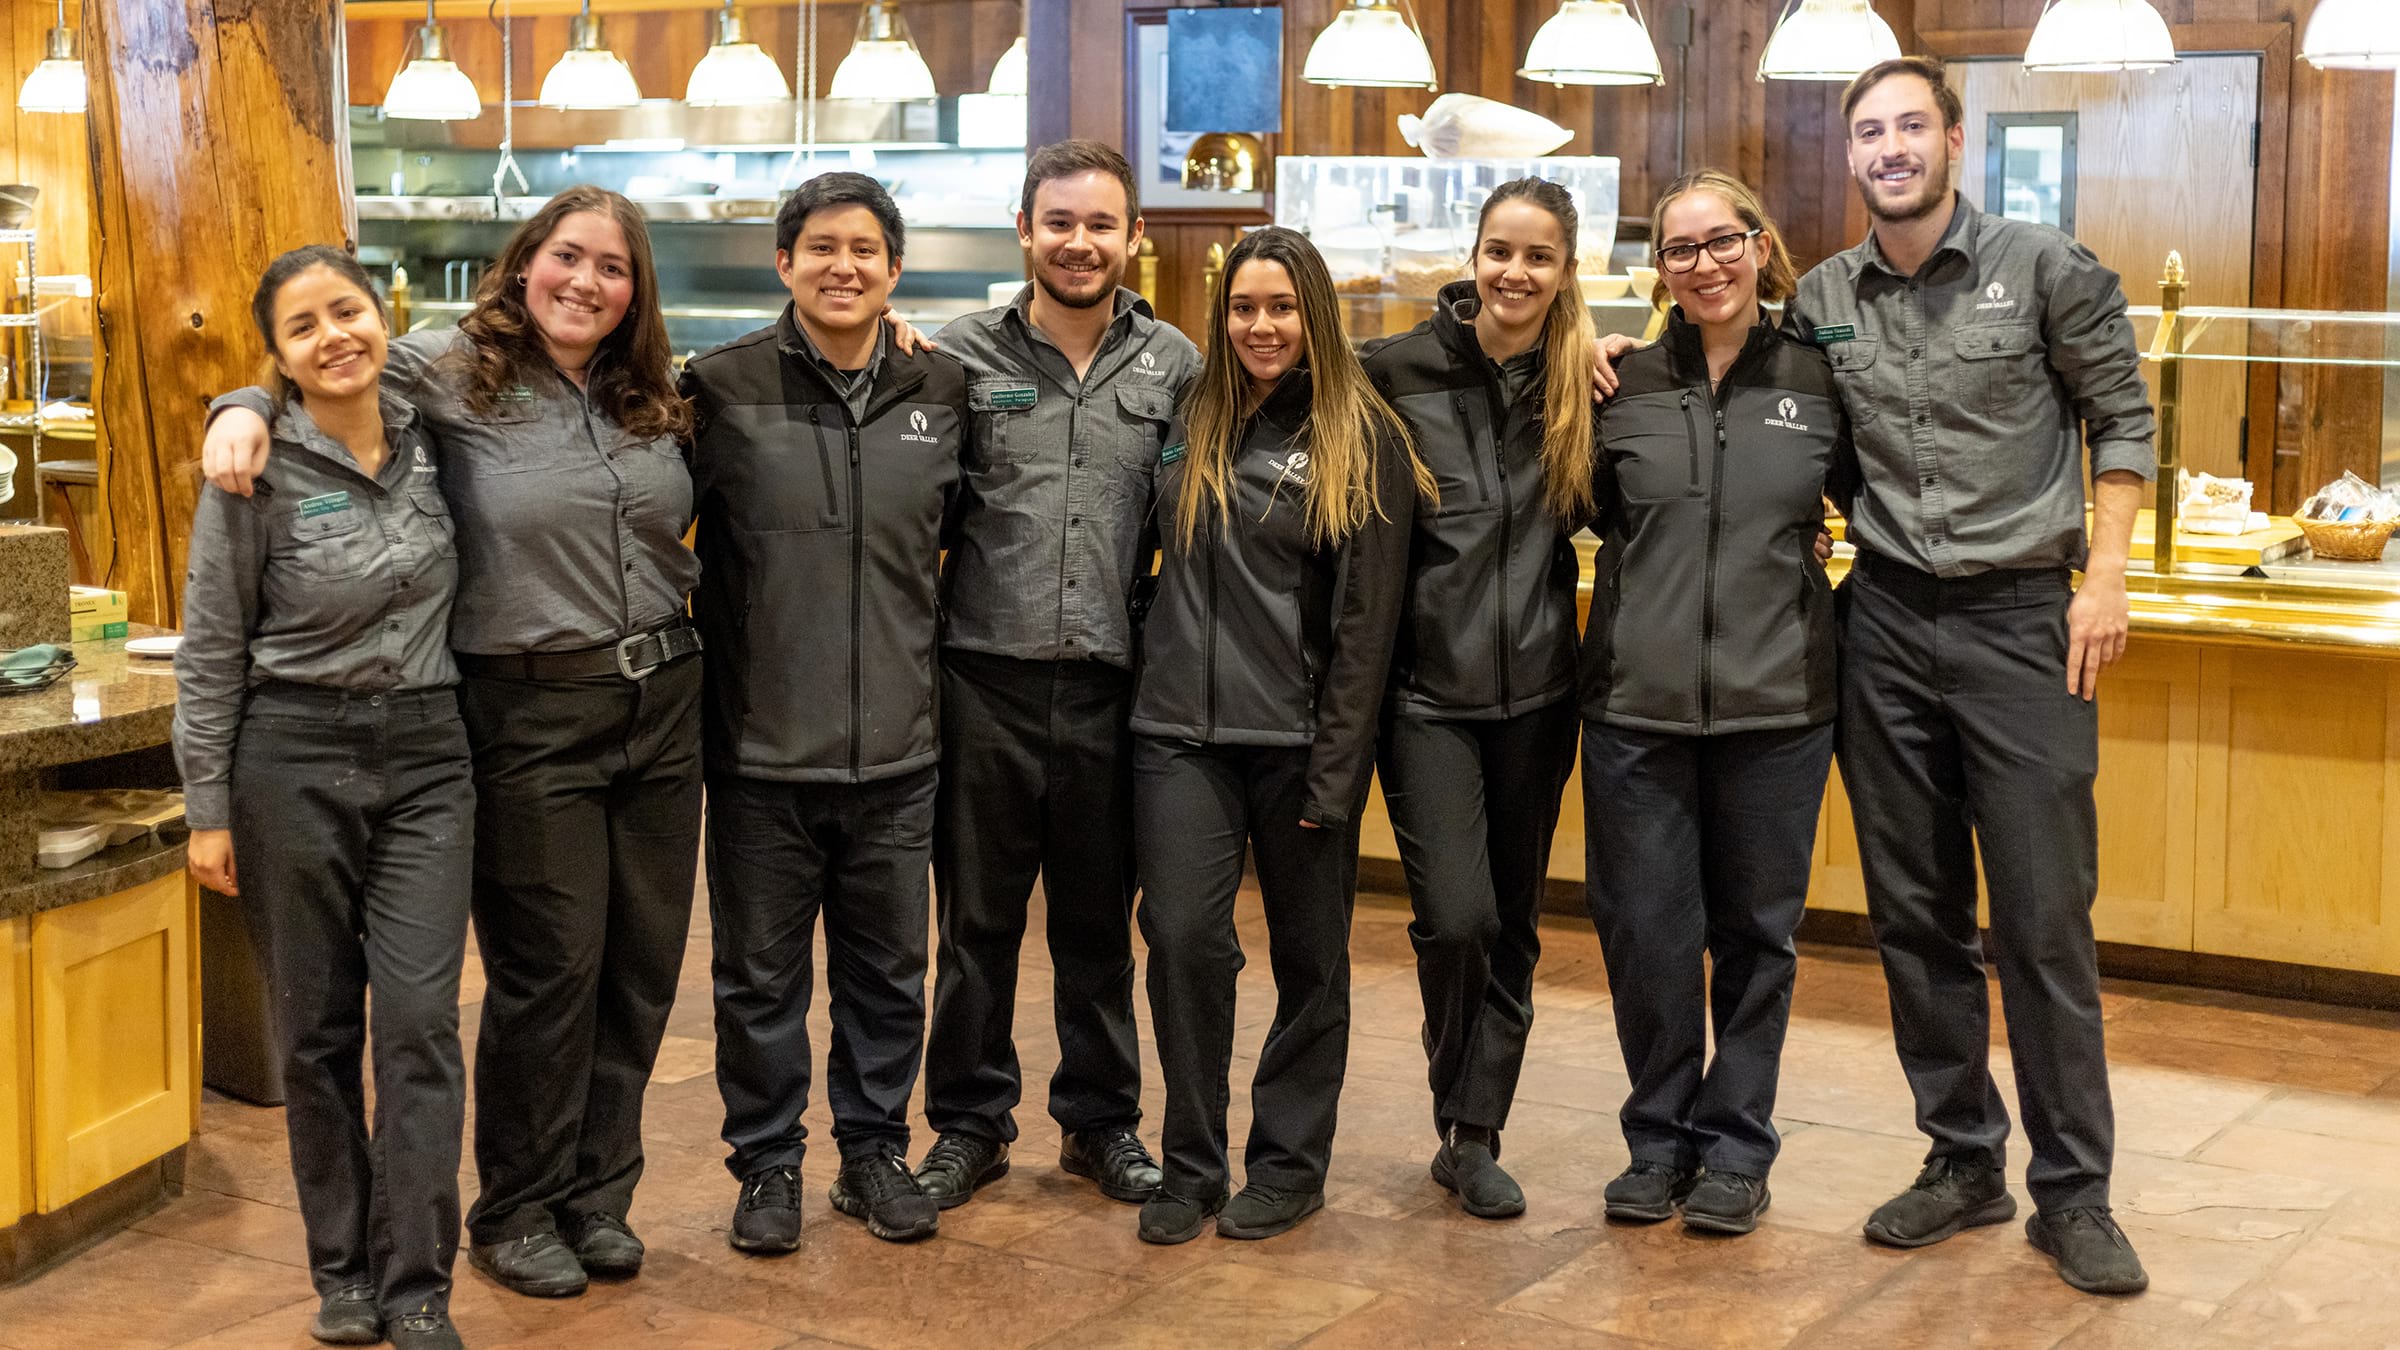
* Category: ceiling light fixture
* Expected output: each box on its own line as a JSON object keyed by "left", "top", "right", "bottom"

{"left": 1302, "top": 0, "right": 1437, "bottom": 91}
{"left": 18, "top": 0, "right": 86, "bottom": 116}
{"left": 2299, "top": 0, "right": 2400, "bottom": 70}
{"left": 687, "top": 1, "right": 791, "bottom": 105}
{"left": 1758, "top": 0, "right": 1903, "bottom": 82}
{"left": 2023, "top": 0, "right": 2178, "bottom": 74}
{"left": 384, "top": 0, "right": 482, "bottom": 121}
{"left": 1519, "top": 0, "right": 1664, "bottom": 88}
{"left": 829, "top": 0, "right": 937, "bottom": 101}
{"left": 540, "top": 0, "right": 643, "bottom": 109}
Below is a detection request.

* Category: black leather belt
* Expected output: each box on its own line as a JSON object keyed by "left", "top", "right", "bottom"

{"left": 457, "top": 619, "right": 702, "bottom": 682}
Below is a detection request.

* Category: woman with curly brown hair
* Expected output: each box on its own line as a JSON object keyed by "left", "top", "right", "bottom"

{"left": 201, "top": 186, "right": 702, "bottom": 1303}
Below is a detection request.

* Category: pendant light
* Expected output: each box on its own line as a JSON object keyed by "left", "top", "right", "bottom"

{"left": 540, "top": 0, "right": 643, "bottom": 109}
{"left": 830, "top": 0, "right": 937, "bottom": 100}
{"left": 17, "top": 0, "right": 86, "bottom": 115}
{"left": 1302, "top": 0, "right": 1437, "bottom": 91}
{"left": 2300, "top": 0, "right": 2400, "bottom": 70}
{"left": 1519, "top": 0, "right": 1664, "bottom": 88}
{"left": 986, "top": 33, "right": 1029, "bottom": 96}
{"left": 1758, "top": 0, "right": 1902, "bottom": 82}
{"left": 384, "top": 1, "right": 482, "bottom": 121}
{"left": 687, "top": 1, "right": 791, "bottom": 105}
{"left": 2022, "top": 0, "right": 2177, "bottom": 74}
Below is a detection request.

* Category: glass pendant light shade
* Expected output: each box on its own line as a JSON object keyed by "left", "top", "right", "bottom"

{"left": 2023, "top": 0, "right": 2178, "bottom": 73}
{"left": 1518, "top": 0, "right": 1664, "bottom": 88}
{"left": 385, "top": 21, "right": 482, "bottom": 121}
{"left": 2301, "top": 0, "right": 2400, "bottom": 70}
{"left": 541, "top": 13, "right": 644, "bottom": 109}
{"left": 1302, "top": 0, "right": 1437, "bottom": 91}
{"left": 17, "top": 12, "right": 85, "bottom": 115}
{"left": 687, "top": 6, "right": 791, "bottom": 105}
{"left": 1758, "top": 0, "right": 1903, "bottom": 82}
{"left": 830, "top": 1, "right": 937, "bottom": 100}
{"left": 986, "top": 34, "right": 1028, "bottom": 96}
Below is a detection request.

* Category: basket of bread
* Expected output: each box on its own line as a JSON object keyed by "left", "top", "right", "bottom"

{"left": 2295, "top": 471, "right": 2400, "bottom": 562}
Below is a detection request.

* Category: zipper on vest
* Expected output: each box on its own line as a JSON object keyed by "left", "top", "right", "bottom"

{"left": 1701, "top": 405, "right": 1727, "bottom": 732}
{"left": 849, "top": 422, "right": 864, "bottom": 779}
{"left": 1484, "top": 379, "right": 1514, "bottom": 712}
{"left": 1202, "top": 528, "right": 1218, "bottom": 739}
{"left": 1680, "top": 392, "right": 1705, "bottom": 495}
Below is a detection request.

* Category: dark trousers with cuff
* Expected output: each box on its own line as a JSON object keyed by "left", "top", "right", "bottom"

{"left": 1379, "top": 701, "right": 1577, "bottom": 1141}
{"left": 459, "top": 656, "right": 703, "bottom": 1246}
{"left": 1135, "top": 737, "right": 1358, "bottom": 1201}
{"left": 1839, "top": 553, "right": 2115, "bottom": 1213}
{"left": 231, "top": 682, "right": 473, "bottom": 1318}
{"left": 924, "top": 650, "right": 1142, "bottom": 1144}
{"left": 707, "top": 765, "right": 937, "bottom": 1176}
{"left": 1582, "top": 718, "right": 1833, "bottom": 1176}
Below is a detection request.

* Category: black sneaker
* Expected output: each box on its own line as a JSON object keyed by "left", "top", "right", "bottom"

{"left": 1061, "top": 1126, "right": 1164, "bottom": 1203}
{"left": 2027, "top": 1207, "right": 2150, "bottom": 1295}
{"left": 466, "top": 1233, "right": 587, "bottom": 1299}
{"left": 830, "top": 1151, "right": 940, "bottom": 1242}
{"left": 1682, "top": 1170, "right": 1770, "bottom": 1235}
{"left": 388, "top": 1310, "right": 466, "bottom": 1350}
{"left": 915, "top": 1133, "right": 1010, "bottom": 1209}
{"left": 308, "top": 1283, "right": 381, "bottom": 1345}
{"left": 1137, "top": 1190, "right": 1225, "bottom": 1245}
{"left": 1215, "top": 1183, "right": 1324, "bottom": 1240}
{"left": 1863, "top": 1156, "right": 2016, "bottom": 1249}
{"left": 729, "top": 1165, "right": 803, "bottom": 1254}
{"left": 1431, "top": 1127, "right": 1524, "bottom": 1219}
{"left": 565, "top": 1212, "right": 644, "bottom": 1278}
{"left": 1604, "top": 1161, "right": 1700, "bottom": 1223}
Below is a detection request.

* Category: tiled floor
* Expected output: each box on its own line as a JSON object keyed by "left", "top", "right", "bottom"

{"left": 8, "top": 884, "right": 2400, "bottom": 1349}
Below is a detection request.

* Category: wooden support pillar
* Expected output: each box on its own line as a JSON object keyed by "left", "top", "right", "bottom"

{"left": 84, "top": 0, "right": 353, "bottom": 626}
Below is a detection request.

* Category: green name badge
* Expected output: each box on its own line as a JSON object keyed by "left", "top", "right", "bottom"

{"left": 988, "top": 386, "right": 1037, "bottom": 410}
{"left": 1160, "top": 442, "right": 1186, "bottom": 465}
{"left": 298, "top": 491, "right": 352, "bottom": 519}
{"left": 1812, "top": 325, "right": 1857, "bottom": 345}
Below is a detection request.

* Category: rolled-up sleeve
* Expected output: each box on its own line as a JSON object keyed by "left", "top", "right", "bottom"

{"left": 2045, "top": 246, "right": 2157, "bottom": 482}
{"left": 173, "top": 486, "right": 268, "bottom": 830}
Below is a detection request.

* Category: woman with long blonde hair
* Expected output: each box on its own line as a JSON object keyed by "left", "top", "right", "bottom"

{"left": 1130, "top": 226, "right": 1431, "bottom": 1245}
{"left": 1358, "top": 176, "right": 1596, "bottom": 1219}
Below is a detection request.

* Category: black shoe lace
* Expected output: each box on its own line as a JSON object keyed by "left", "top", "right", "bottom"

{"left": 924, "top": 1134, "right": 988, "bottom": 1178}
{"left": 2053, "top": 1205, "right": 2127, "bottom": 1241}
{"left": 1094, "top": 1128, "right": 1152, "bottom": 1174}
{"left": 1623, "top": 1160, "right": 1684, "bottom": 1180}
{"left": 850, "top": 1153, "right": 922, "bottom": 1207}
{"left": 1240, "top": 1182, "right": 1296, "bottom": 1207}
{"left": 740, "top": 1165, "right": 802, "bottom": 1213}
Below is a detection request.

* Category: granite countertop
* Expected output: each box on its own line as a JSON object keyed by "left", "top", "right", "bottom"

{"left": 0, "top": 624, "right": 180, "bottom": 774}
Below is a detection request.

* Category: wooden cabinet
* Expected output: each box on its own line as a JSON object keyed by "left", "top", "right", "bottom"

{"left": 27, "top": 870, "right": 192, "bottom": 1214}
{"left": 1, "top": 916, "right": 26, "bottom": 1228}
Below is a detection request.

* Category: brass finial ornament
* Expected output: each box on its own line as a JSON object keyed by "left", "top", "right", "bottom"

{"left": 1182, "top": 133, "right": 1267, "bottom": 194}
{"left": 2163, "top": 250, "right": 2186, "bottom": 287}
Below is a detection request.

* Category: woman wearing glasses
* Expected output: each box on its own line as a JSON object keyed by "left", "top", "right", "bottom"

{"left": 1582, "top": 170, "right": 1856, "bottom": 1237}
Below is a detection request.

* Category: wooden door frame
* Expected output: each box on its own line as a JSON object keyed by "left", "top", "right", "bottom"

{"left": 1922, "top": 23, "right": 2293, "bottom": 493}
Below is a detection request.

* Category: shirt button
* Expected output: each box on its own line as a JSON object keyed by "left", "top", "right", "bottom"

{"left": 1074, "top": 458, "right": 1086, "bottom": 468}
{"left": 369, "top": 694, "right": 384, "bottom": 707}
{"left": 625, "top": 562, "right": 636, "bottom": 573}
{"left": 1916, "top": 412, "right": 1929, "bottom": 425}
{"left": 1066, "top": 579, "right": 1079, "bottom": 589}
{"left": 1911, "top": 348, "right": 1924, "bottom": 359}
{"left": 1070, "top": 517, "right": 1082, "bottom": 526}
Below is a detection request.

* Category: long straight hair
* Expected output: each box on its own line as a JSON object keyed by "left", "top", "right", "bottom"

{"left": 1476, "top": 178, "right": 1596, "bottom": 525}
{"left": 456, "top": 185, "right": 691, "bottom": 442}
{"left": 1175, "top": 226, "right": 1431, "bottom": 552}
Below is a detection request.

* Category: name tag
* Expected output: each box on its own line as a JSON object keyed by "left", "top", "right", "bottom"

{"left": 1160, "top": 442, "right": 1185, "bottom": 465}
{"left": 298, "top": 491, "right": 352, "bottom": 518}
{"left": 971, "top": 383, "right": 1037, "bottom": 412}
{"left": 1811, "top": 325, "right": 1857, "bottom": 345}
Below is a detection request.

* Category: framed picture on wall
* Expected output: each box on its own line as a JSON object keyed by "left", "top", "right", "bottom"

{"left": 1127, "top": 13, "right": 1271, "bottom": 212}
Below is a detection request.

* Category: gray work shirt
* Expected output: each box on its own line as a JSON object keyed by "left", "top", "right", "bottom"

{"left": 175, "top": 393, "right": 456, "bottom": 829}
{"left": 217, "top": 326, "right": 698, "bottom": 655}
{"left": 782, "top": 313, "right": 887, "bottom": 423}
{"left": 932, "top": 286, "right": 1201, "bottom": 670}
{"left": 1791, "top": 195, "right": 2157, "bottom": 576}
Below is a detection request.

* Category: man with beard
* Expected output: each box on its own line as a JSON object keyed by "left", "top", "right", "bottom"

{"left": 1788, "top": 57, "right": 2154, "bottom": 1294}
{"left": 912, "top": 140, "right": 1199, "bottom": 1209}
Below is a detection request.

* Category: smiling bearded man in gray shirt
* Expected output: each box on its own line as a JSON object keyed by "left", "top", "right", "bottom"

{"left": 1786, "top": 56, "right": 2155, "bottom": 1297}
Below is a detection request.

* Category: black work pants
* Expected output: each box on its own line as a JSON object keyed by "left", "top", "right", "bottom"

{"left": 458, "top": 656, "right": 702, "bottom": 1245}
{"left": 1135, "top": 737, "right": 1358, "bottom": 1201}
{"left": 1582, "top": 718, "right": 1832, "bottom": 1175}
{"left": 924, "top": 650, "right": 1141, "bottom": 1143}
{"left": 707, "top": 766, "right": 936, "bottom": 1175}
{"left": 1379, "top": 701, "right": 1577, "bottom": 1140}
{"left": 1839, "top": 554, "right": 2114, "bottom": 1212}
{"left": 231, "top": 683, "right": 473, "bottom": 1319}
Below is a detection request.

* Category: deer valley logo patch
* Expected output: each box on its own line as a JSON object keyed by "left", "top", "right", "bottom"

{"left": 1764, "top": 397, "right": 1811, "bottom": 433}
{"left": 900, "top": 407, "right": 942, "bottom": 446}
{"left": 411, "top": 444, "right": 435, "bottom": 473}
{"left": 1975, "top": 280, "right": 2017, "bottom": 312}
{"left": 1268, "top": 450, "right": 1312, "bottom": 491}
{"left": 1141, "top": 352, "right": 1156, "bottom": 370}
{"left": 1128, "top": 349, "right": 1169, "bottom": 380}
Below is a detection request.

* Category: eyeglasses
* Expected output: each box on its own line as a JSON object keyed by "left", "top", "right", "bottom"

{"left": 1656, "top": 228, "right": 1765, "bottom": 273}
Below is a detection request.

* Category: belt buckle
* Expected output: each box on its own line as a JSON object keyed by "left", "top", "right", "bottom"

{"left": 614, "top": 632, "right": 662, "bottom": 681}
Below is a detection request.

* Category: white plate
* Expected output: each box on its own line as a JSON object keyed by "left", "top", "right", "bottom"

{"left": 124, "top": 635, "right": 181, "bottom": 657}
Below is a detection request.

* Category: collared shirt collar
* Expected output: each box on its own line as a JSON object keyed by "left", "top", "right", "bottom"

{"left": 777, "top": 302, "right": 888, "bottom": 394}
{"left": 1852, "top": 191, "right": 1981, "bottom": 284}
{"left": 1001, "top": 282, "right": 1153, "bottom": 345}
{"left": 270, "top": 390, "right": 423, "bottom": 487}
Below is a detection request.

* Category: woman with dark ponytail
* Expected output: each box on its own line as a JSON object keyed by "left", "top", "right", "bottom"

{"left": 1359, "top": 177, "right": 1597, "bottom": 1218}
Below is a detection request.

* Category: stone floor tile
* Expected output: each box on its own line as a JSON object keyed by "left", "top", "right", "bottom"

{"left": 1038, "top": 1260, "right": 1376, "bottom": 1349}
{"left": 1214, "top": 1204, "right": 1581, "bottom": 1304}
{"left": 2206, "top": 1232, "right": 2400, "bottom": 1347}
{"left": 2103, "top": 1027, "right": 2397, "bottom": 1097}
{"left": 1788, "top": 1231, "right": 2102, "bottom": 1348}
{"left": 1300, "top": 1291, "right": 1650, "bottom": 1350}
{"left": 2192, "top": 1125, "right": 2400, "bottom": 1192}
{"left": 129, "top": 1190, "right": 310, "bottom": 1272}
{"left": 1500, "top": 1217, "right": 1904, "bottom": 1345}
{"left": 0, "top": 1232, "right": 314, "bottom": 1349}
{"left": 2244, "top": 1087, "right": 2400, "bottom": 1147}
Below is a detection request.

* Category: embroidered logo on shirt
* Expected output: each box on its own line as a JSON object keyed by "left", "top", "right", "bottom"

{"left": 411, "top": 444, "right": 436, "bottom": 474}
{"left": 298, "top": 491, "right": 352, "bottom": 518}
{"left": 1764, "top": 398, "right": 1812, "bottom": 433}
{"left": 1141, "top": 352, "right": 1156, "bottom": 370}
{"left": 911, "top": 410, "right": 928, "bottom": 433}
{"left": 1269, "top": 451, "right": 1312, "bottom": 488}
{"left": 899, "top": 407, "right": 943, "bottom": 447}
{"left": 1975, "top": 281, "right": 2017, "bottom": 312}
